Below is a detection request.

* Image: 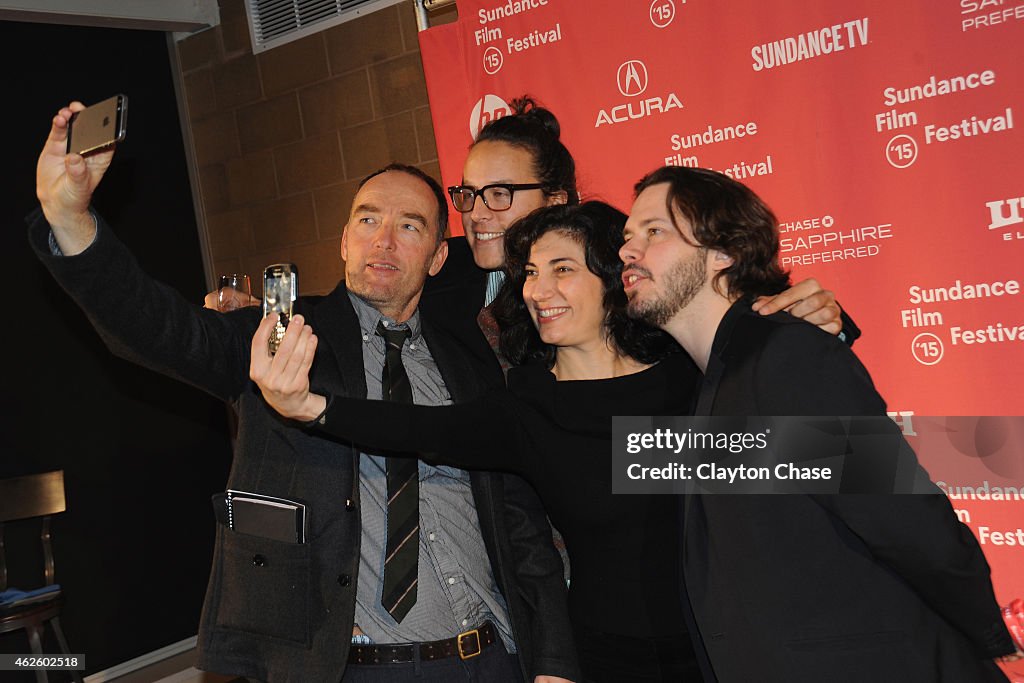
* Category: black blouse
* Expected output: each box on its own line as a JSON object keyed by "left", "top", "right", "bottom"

{"left": 316, "top": 352, "right": 700, "bottom": 637}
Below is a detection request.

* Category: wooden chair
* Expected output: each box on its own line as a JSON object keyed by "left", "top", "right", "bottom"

{"left": 0, "top": 470, "right": 83, "bottom": 683}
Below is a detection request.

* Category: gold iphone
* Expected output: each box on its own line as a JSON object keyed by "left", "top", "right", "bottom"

{"left": 67, "top": 94, "right": 128, "bottom": 156}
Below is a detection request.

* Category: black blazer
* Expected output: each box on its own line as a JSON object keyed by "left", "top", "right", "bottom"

{"left": 28, "top": 213, "right": 578, "bottom": 683}
{"left": 682, "top": 300, "right": 1014, "bottom": 683}
{"left": 420, "top": 235, "right": 498, "bottom": 370}
{"left": 424, "top": 236, "right": 487, "bottom": 319}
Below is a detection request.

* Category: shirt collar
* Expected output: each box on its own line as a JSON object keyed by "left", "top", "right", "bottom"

{"left": 347, "top": 290, "right": 423, "bottom": 341}
{"left": 484, "top": 269, "right": 506, "bottom": 307}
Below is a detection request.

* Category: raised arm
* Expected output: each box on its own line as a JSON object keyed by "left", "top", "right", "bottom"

{"left": 37, "top": 102, "right": 111, "bottom": 254}
{"left": 249, "top": 314, "right": 526, "bottom": 471}
{"left": 30, "top": 102, "right": 254, "bottom": 400}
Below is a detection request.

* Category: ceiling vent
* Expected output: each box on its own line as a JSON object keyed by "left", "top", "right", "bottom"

{"left": 246, "top": 0, "right": 404, "bottom": 53}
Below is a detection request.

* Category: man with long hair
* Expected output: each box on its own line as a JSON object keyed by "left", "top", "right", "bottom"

{"left": 620, "top": 166, "right": 1016, "bottom": 682}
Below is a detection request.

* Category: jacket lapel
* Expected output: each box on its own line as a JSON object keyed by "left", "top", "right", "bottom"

{"left": 686, "top": 300, "right": 751, "bottom": 583}
{"left": 305, "top": 282, "right": 368, "bottom": 400}
{"left": 420, "top": 318, "right": 480, "bottom": 402}
{"left": 694, "top": 299, "right": 752, "bottom": 416}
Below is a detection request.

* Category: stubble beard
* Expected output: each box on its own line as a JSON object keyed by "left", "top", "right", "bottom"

{"left": 347, "top": 263, "right": 431, "bottom": 320}
{"left": 627, "top": 252, "right": 707, "bottom": 328}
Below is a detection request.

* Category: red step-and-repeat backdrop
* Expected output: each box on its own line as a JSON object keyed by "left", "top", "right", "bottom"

{"left": 419, "top": 0, "right": 1024, "bottom": 670}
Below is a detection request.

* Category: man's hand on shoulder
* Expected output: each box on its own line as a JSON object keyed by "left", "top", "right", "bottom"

{"left": 752, "top": 277, "right": 842, "bottom": 335}
{"left": 534, "top": 677, "right": 575, "bottom": 683}
{"left": 37, "top": 102, "right": 114, "bottom": 255}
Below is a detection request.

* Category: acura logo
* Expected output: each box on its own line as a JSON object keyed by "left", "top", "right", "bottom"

{"left": 617, "top": 60, "right": 648, "bottom": 97}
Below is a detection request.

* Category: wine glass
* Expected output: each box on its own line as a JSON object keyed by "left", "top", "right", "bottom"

{"left": 217, "top": 274, "right": 252, "bottom": 312}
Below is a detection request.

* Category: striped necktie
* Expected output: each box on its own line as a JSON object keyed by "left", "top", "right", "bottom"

{"left": 376, "top": 321, "right": 418, "bottom": 622}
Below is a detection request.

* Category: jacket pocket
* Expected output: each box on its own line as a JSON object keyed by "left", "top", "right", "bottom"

{"left": 213, "top": 525, "right": 312, "bottom": 646}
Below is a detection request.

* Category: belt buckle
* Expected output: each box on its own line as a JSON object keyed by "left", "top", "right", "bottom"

{"left": 457, "top": 628, "right": 481, "bottom": 660}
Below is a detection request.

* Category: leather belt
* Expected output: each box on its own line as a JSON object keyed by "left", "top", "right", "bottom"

{"left": 348, "top": 621, "right": 498, "bottom": 665}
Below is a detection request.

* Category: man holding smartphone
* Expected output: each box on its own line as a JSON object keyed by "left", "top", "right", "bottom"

{"left": 31, "top": 102, "right": 578, "bottom": 683}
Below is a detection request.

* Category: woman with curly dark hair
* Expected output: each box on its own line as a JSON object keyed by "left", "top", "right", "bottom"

{"left": 493, "top": 201, "right": 680, "bottom": 369}
{"left": 252, "top": 201, "right": 706, "bottom": 682}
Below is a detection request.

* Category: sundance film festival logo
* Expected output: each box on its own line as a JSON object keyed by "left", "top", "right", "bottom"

{"left": 986, "top": 195, "right": 1024, "bottom": 241}
{"left": 470, "top": 94, "right": 511, "bottom": 139}
{"left": 617, "top": 60, "right": 649, "bottom": 97}
{"left": 596, "top": 59, "right": 682, "bottom": 127}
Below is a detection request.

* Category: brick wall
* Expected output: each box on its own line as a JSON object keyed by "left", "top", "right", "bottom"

{"left": 176, "top": 0, "right": 456, "bottom": 296}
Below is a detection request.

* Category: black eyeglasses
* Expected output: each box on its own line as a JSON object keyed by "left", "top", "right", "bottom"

{"left": 447, "top": 183, "right": 544, "bottom": 213}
